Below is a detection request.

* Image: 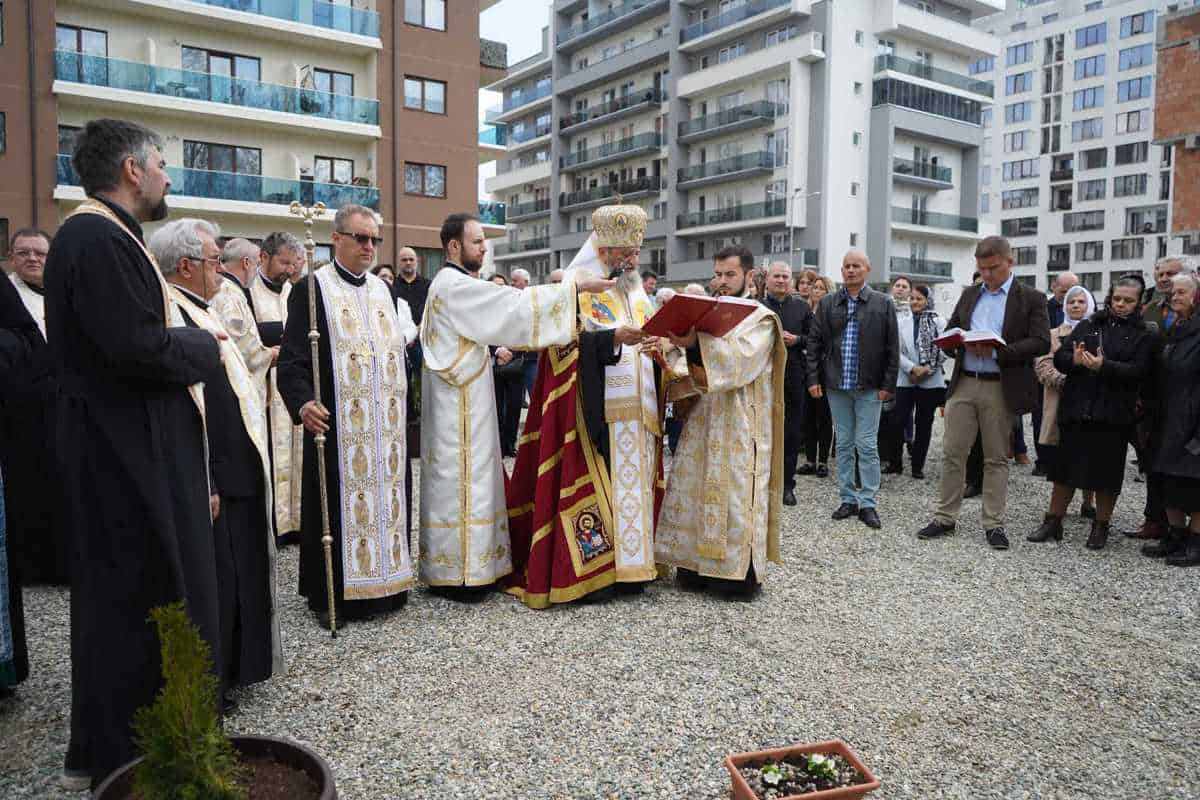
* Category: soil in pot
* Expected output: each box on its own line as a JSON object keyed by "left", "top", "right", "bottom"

{"left": 738, "top": 752, "right": 867, "bottom": 798}
{"left": 240, "top": 753, "right": 322, "bottom": 800}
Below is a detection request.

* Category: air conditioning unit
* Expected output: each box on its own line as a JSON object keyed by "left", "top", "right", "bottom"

{"left": 1186, "top": 134, "right": 1200, "bottom": 150}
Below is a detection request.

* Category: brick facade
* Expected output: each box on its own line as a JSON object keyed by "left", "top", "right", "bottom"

{"left": 1155, "top": 7, "right": 1200, "bottom": 235}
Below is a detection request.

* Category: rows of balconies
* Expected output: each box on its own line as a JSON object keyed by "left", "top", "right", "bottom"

{"left": 556, "top": 0, "right": 668, "bottom": 48}
{"left": 677, "top": 101, "right": 783, "bottom": 143}
{"left": 679, "top": 0, "right": 790, "bottom": 44}
{"left": 507, "top": 198, "right": 552, "bottom": 221}
{"left": 891, "top": 206, "right": 978, "bottom": 233}
{"left": 677, "top": 198, "right": 786, "bottom": 229}
{"left": 559, "top": 89, "right": 666, "bottom": 133}
{"left": 874, "top": 54, "right": 993, "bottom": 99}
{"left": 559, "top": 133, "right": 664, "bottom": 171}
{"left": 677, "top": 151, "right": 776, "bottom": 189}
{"left": 559, "top": 176, "right": 665, "bottom": 211}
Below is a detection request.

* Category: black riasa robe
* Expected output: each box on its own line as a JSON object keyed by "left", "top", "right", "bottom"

{"left": 0, "top": 288, "right": 30, "bottom": 686}
{"left": 44, "top": 197, "right": 223, "bottom": 787}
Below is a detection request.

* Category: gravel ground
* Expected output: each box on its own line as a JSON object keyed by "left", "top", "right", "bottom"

{"left": 2, "top": 423, "right": 1199, "bottom": 800}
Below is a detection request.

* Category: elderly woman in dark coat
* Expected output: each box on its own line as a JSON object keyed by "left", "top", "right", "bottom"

{"left": 1143, "top": 272, "right": 1200, "bottom": 566}
{"left": 1027, "top": 274, "right": 1155, "bottom": 549}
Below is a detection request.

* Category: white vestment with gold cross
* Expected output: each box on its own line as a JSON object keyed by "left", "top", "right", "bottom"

{"left": 654, "top": 306, "right": 785, "bottom": 581}
{"left": 418, "top": 266, "right": 578, "bottom": 586}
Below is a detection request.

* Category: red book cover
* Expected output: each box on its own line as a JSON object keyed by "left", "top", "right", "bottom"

{"left": 642, "top": 294, "right": 717, "bottom": 337}
{"left": 695, "top": 296, "right": 759, "bottom": 338}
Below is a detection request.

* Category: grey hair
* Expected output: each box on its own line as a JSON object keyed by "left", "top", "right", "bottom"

{"left": 261, "top": 231, "right": 303, "bottom": 258}
{"left": 510, "top": 268, "right": 531, "bottom": 282}
{"left": 334, "top": 204, "right": 376, "bottom": 231}
{"left": 767, "top": 261, "right": 792, "bottom": 275}
{"left": 221, "top": 237, "right": 259, "bottom": 265}
{"left": 1171, "top": 271, "right": 1200, "bottom": 293}
{"left": 148, "top": 218, "right": 220, "bottom": 276}
{"left": 72, "top": 118, "right": 164, "bottom": 197}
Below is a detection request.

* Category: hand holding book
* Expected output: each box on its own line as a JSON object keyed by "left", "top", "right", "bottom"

{"left": 933, "top": 327, "right": 1006, "bottom": 353}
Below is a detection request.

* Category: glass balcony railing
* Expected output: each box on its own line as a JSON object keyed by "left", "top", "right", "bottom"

{"left": 53, "top": 51, "right": 379, "bottom": 125}
{"left": 191, "top": 0, "right": 380, "bottom": 37}
{"left": 507, "top": 198, "right": 551, "bottom": 218}
{"left": 478, "top": 201, "right": 507, "bottom": 226}
{"left": 680, "top": 0, "right": 789, "bottom": 44}
{"left": 889, "top": 256, "right": 953, "bottom": 280}
{"left": 557, "top": 0, "right": 664, "bottom": 45}
{"left": 510, "top": 124, "right": 553, "bottom": 144}
{"left": 502, "top": 82, "right": 553, "bottom": 112}
{"left": 567, "top": 35, "right": 670, "bottom": 76}
{"left": 678, "top": 199, "right": 786, "bottom": 229}
{"left": 479, "top": 126, "right": 508, "bottom": 146}
{"left": 678, "top": 151, "right": 775, "bottom": 184}
{"left": 892, "top": 157, "right": 953, "bottom": 184}
{"left": 57, "top": 153, "right": 380, "bottom": 210}
{"left": 493, "top": 237, "right": 550, "bottom": 256}
{"left": 678, "top": 101, "right": 783, "bottom": 139}
{"left": 891, "top": 206, "right": 978, "bottom": 233}
{"left": 560, "top": 88, "right": 666, "bottom": 131}
{"left": 560, "top": 176, "right": 665, "bottom": 208}
{"left": 560, "top": 133, "right": 664, "bottom": 169}
{"left": 874, "top": 54, "right": 994, "bottom": 98}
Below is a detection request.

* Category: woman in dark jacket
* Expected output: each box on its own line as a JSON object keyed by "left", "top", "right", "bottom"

{"left": 1142, "top": 272, "right": 1200, "bottom": 566}
{"left": 1028, "top": 275, "right": 1155, "bottom": 549}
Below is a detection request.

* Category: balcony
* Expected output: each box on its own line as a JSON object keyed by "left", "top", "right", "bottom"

{"left": 56, "top": 154, "right": 379, "bottom": 212}
{"left": 558, "top": 36, "right": 671, "bottom": 95}
{"left": 676, "top": 33, "right": 824, "bottom": 98}
{"left": 874, "top": 54, "right": 993, "bottom": 99}
{"left": 680, "top": 0, "right": 791, "bottom": 47}
{"left": 560, "top": 89, "right": 666, "bottom": 134}
{"left": 509, "top": 124, "right": 553, "bottom": 149}
{"left": 502, "top": 82, "right": 553, "bottom": 113}
{"left": 677, "top": 199, "right": 787, "bottom": 231}
{"left": 878, "top": 0, "right": 999, "bottom": 59}
{"left": 507, "top": 198, "right": 551, "bottom": 221}
{"left": 560, "top": 176, "right": 665, "bottom": 211}
{"left": 556, "top": 0, "right": 669, "bottom": 51}
{"left": 889, "top": 257, "right": 954, "bottom": 282}
{"left": 1047, "top": 256, "right": 1071, "bottom": 269}
{"left": 560, "top": 133, "right": 664, "bottom": 172}
{"left": 493, "top": 238, "right": 550, "bottom": 258}
{"left": 191, "top": 0, "right": 380, "bottom": 37}
{"left": 478, "top": 201, "right": 507, "bottom": 227}
{"left": 1050, "top": 167, "right": 1074, "bottom": 182}
{"left": 890, "top": 206, "right": 978, "bottom": 237}
{"left": 678, "top": 101, "right": 783, "bottom": 143}
{"left": 484, "top": 158, "right": 551, "bottom": 195}
{"left": 677, "top": 151, "right": 777, "bottom": 189}
{"left": 53, "top": 51, "right": 379, "bottom": 128}
{"left": 892, "top": 157, "right": 953, "bottom": 189}
{"left": 479, "top": 125, "right": 507, "bottom": 147}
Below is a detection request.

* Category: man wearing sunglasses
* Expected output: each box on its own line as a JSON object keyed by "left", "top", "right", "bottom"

{"left": 277, "top": 204, "right": 418, "bottom": 629}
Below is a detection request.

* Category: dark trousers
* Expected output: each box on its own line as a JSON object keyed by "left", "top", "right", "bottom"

{"left": 878, "top": 400, "right": 906, "bottom": 469}
{"left": 966, "top": 432, "right": 984, "bottom": 487}
{"left": 666, "top": 416, "right": 683, "bottom": 455}
{"left": 896, "top": 386, "right": 946, "bottom": 472}
{"left": 1144, "top": 470, "right": 1167, "bottom": 523}
{"left": 782, "top": 377, "right": 805, "bottom": 491}
{"left": 804, "top": 390, "right": 832, "bottom": 465}
{"left": 494, "top": 370, "right": 524, "bottom": 455}
{"left": 1011, "top": 416, "right": 1028, "bottom": 456}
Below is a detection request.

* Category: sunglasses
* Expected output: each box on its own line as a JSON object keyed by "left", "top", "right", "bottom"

{"left": 338, "top": 231, "right": 383, "bottom": 247}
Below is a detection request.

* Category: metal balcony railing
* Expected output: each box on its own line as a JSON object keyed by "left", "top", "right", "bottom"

{"left": 875, "top": 54, "right": 994, "bottom": 98}
{"left": 678, "top": 101, "right": 783, "bottom": 139}
{"left": 560, "top": 176, "right": 665, "bottom": 208}
{"left": 507, "top": 198, "right": 552, "bottom": 218}
{"left": 1050, "top": 167, "right": 1074, "bottom": 182}
{"left": 889, "top": 257, "right": 953, "bottom": 280}
{"left": 192, "top": 0, "right": 380, "bottom": 37}
{"left": 680, "top": 0, "right": 789, "bottom": 43}
{"left": 892, "top": 157, "right": 953, "bottom": 183}
{"left": 560, "top": 89, "right": 666, "bottom": 131}
{"left": 677, "top": 151, "right": 775, "bottom": 184}
{"left": 890, "top": 206, "right": 978, "bottom": 233}
{"left": 560, "top": 133, "right": 664, "bottom": 169}
{"left": 557, "top": 0, "right": 664, "bottom": 44}
{"left": 493, "top": 237, "right": 550, "bottom": 256}
{"left": 53, "top": 51, "right": 379, "bottom": 125}
{"left": 677, "top": 199, "right": 787, "bottom": 229}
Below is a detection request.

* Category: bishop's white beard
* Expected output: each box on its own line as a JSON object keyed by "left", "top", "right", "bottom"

{"left": 617, "top": 267, "right": 641, "bottom": 295}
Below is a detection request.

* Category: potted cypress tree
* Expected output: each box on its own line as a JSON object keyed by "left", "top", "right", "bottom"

{"left": 94, "top": 602, "right": 336, "bottom": 799}
{"left": 725, "top": 739, "right": 880, "bottom": 800}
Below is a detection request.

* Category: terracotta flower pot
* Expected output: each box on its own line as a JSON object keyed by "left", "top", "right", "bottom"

{"left": 92, "top": 735, "right": 337, "bottom": 800}
{"left": 725, "top": 739, "right": 880, "bottom": 800}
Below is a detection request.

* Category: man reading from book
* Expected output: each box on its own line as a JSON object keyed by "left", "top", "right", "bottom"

{"left": 654, "top": 245, "right": 787, "bottom": 598}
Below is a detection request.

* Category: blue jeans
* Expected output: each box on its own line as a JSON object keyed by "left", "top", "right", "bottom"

{"left": 826, "top": 388, "right": 883, "bottom": 509}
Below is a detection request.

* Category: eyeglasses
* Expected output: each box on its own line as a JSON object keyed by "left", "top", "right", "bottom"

{"left": 337, "top": 231, "right": 383, "bottom": 247}
{"left": 187, "top": 255, "right": 223, "bottom": 267}
{"left": 12, "top": 249, "right": 49, "bottom": 259}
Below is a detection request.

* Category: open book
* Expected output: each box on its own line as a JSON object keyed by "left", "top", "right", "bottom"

{"left": 933, "top": 327, "right": 1006, "bottom": 351}
{"left": 642, "top": 294, "right": 759, "bottom": 338}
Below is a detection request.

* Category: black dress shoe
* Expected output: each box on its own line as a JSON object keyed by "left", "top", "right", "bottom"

{"left": 963, "top": 484, "right": 982, "bottom": 499}
{"left": 881, "top": 462, "right": 902, "bottom": 475}
{"left": 797, "top": 463, "right": 817, "bottom": 476}
{"left": 1031, "top": 464, "right": 1047, "bottom": 478}
{"left": 859, "top": 507, "right": 882, "bottom": 529}
{"left": 911, "top": 468, "right": 925, "bottom": 480}
{"left": 1027, "top": 514, "right": 1063, "bottom": 542}
{"left": 986, "top": 527, "right": 1010, "bottom": 550}
{"left": 1085, "top": 520, "right": 1110, "bottom": 550}
{"left": 816, "top": 464, "right": 829, "bottom": 478}
{"left": 831, "top": 502, "right": 859, "bottom": 520}
{"left": 428, "top": 584, "right": 493, "bottom": 603}
{"left": 676, "top": 567, "right": 708, "bottom": 591}
{"left": 783, "top": 489, "right": 797, "bottom": 506}
{"left": 1145, "top": 526, "right": 1189, "bottom": 559}
{"left": 614, "top": 581, "right": 646, "bottom": 595}
{"left": 1166, "top": 537, "right": 1200, "bottom": 566}
{"left": 916, "top": 520, "right": 955, "bottom": 540}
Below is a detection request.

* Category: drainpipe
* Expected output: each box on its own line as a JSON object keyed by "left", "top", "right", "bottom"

{"left": 27, "top": 0, "right": 39, "bottom": 227}
{"left": 391, "top": 2, "right": 400, "bottom": 267}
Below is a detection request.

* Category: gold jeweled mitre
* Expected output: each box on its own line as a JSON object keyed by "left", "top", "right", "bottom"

{"left": 592, "top": 204, "right": 647, "bottom": 249}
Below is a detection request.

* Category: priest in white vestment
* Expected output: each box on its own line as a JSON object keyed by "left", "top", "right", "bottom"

{"left": 655, "top": 245, "right": 786, "bottom": 598}
{"left": 418, "top": 212, "right": 612, "bottom": 601}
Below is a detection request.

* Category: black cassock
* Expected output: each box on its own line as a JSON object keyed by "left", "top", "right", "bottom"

{"left": 0, "top": 276, "right": 68, "bottom": 585}
{"left": 276, "top": 264, "right": 409, "bottom": 621}
{"left": 44, "top": 197, "right": 223, "bottom": 787}
{"left": 176, "top": 292, "right": 274, "bottom": 691}
{"left": 0, "top": 281, "right": 30, "bottom": 687}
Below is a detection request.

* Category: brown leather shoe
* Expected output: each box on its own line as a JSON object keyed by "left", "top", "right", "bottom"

{"left": 1124, "top": 519, "right": 1166, "bottom": 540}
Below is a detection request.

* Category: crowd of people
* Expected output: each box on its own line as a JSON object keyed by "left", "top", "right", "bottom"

{"left": 2, "top": 116, "right": 1199, "bottom": 792}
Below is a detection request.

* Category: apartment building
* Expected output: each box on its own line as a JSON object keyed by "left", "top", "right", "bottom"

{"left": 977, "top": 0, "right": 1179, "bottom": 295}
{"left": 0, "top": 0, "right": 506, "bottom": 271}
{"left": 484, "top": 0, "right": 1003, "bottom": 305}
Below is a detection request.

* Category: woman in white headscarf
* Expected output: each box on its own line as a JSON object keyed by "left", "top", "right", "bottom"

{"left": 1034, "top": 284, "right": 1096, "bottom": 514}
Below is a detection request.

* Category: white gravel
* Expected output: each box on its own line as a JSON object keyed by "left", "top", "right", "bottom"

{"left": 2, "top": 423, "right": 1199, "bottom": 799}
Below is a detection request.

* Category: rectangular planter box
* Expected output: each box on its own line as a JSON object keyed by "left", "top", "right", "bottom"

{"left": 725, "top": 739, "right": 880, "bottom": 800}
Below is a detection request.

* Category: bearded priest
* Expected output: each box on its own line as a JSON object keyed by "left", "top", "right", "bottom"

{"left": 505, "top": 204, "right": 665, "bottom": 608}
{"left": 654, "top": 245, "right": 787, "bottom": 598}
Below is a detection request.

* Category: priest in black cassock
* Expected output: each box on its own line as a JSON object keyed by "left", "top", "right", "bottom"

{"left": 278, "top": 204, "right": 416, "bottom": 629}
{"left": 44, "top": 119, "right": 223, "bottom": 790}
{"left": 150, "top": 218, "right": 283, "bottom": 698}
{"left": 0, "top": 228, "right": 69, "bottom": 585}
{"left": 0, "top": 280, "right": 30, "bottom": 693}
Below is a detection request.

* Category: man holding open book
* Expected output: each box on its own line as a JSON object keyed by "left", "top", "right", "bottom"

{"left": 916, "top": 235, "right": 1050, "bottom": 550}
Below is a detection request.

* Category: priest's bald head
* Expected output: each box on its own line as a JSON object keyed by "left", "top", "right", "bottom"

{"left": 592, "top": 204, "right": 647, "bottom": 293}
{"left": 149, "top": 218, "right": 223, "bottom": 301}
{"left": 72, "top": 118, "right": 171, "bottom": 223}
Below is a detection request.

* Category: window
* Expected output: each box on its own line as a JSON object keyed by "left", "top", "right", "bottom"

{"left": 405, "top": 0, "right": 445, "bottom": 30}
{"left": 1072, "top": 86, "right": 1103, "bottom": 111}
{"left": 1002, "top": 158, "right": 1039, "bottom": 181}
{"left": 1120, "top": 10, "right": 1155, "bottom": 38}
{"left": 851, "top": 131, "right": 862, "bottom": 146}
{"left": 1074, "top": 54, "right": 1105, "bottom": 80}
{"left": 183, "top": 140, "right": 262, "bottom": 175}
{"left": 1014, "top": 246, "right": 1037, "bottom": 265}
{"left": 854, "top": 30, "right": 864, "bottom": 45}
{"left": 55, "top": 24, "right": 108, "bottom": 83}
{"left": 1011, "top": 22, "right": 1027, "bottom": 32}
{"left": 1063, "top": 210, "right": 1105, "bottom": 232}
{"left": 1006, "top": 72, "right": 1033, "bottom": 95}
{"left": 1113, "top": 173, "right": 1148, "bottom": 196}
{"left": 980, "top": 193, "right": 991, "bottom": 213}
{"left": 1111, "top": 238, "right": 1145, "bottom": 260}
{"left": 1072, "top": 117, "right": 1104, "bottom": 141}
{"left": 982, "top": 108, "right": 993, "bottom": 128}
{"left": 1007, "top": 42, "right": 1034, "bottom": 66}
{"left": 1077, "top": 178, "right": 1106, "bottom": 201}
{"left": 1115, "top": 141, "right": 1149, "bottom": 164}
{"left": 1041, "top": 124, "right": 1062, "bottom": 154}
{"left": 718, "top": 42, "right": 746, "bottom": 63}
{"left": 404, "top": 162, "right": 446, "bottom": 197}
{"left": 1050, "top": 244, "right": 1070, "bottom": 268}
{"left": 1076, "top": 241, "right": 1104, "bottom": 262}
{"left": 1076, "top": 22, "right": 1106, "bottom": 49}
{"left": 1043, "top": 13, "right": 1059, "bottom": 23}
{"left": 1001, "top": 217, "right": 1039, "bottom": 237}
{"left": 871, "top": 79, "right": 982, "bottom": 124}
{"left": 1117, "top": 76, "right": 1152, "bottom": 103}
{"left": 849, "top": 232, "right": 858, "bottom": 247}
{"left": 1116, "top": 109, "right": 1150, "bottom": 134}
{"left": 850, "top": 181, "right": 860, "bottom": 196}
{"left": 1085, "top": 1, "right": 1103, "bottom": 9}
{"left": 1080, "top": 147, "right": 1108, "bottom": 170}
{"left": 1080, "top": 273, "right": 1102, "bottom": 292}
{"left": 0, "top": 112, "right": 4, "bottom": 154}
{"left": 1002, "top": 187, "right": 1039, "bottom": 209}
{"left": 314, "top": 67, "right": 353, "bottom": 97}
{"left": 57, "top": 124, "right": 80, "bottom": 155}
{"left": 314, "top": 155, "right": 354, "bottom": 184}
{"left": 182, "top": 46, "right": 260, "bottom": 81}
{"left": 1005, "top": 101, "right": 1033, "bottom": 124}
{"left": 1004, "top": 131, "right": 1031, "bottom": 152}
{"left": 765, "top": 26, "right": 798, "bottom": 47}
{"left": 404, "top": 77, "right": 445, "bottom": 113}
{"left": 1119, "top": 43, "right": 1154, "bottom": 70}
{"left": 853, "top": 81, "right": 863, "bottom": 96}
{"left": 969, "top": 56, "right": 995, "bottom": 75}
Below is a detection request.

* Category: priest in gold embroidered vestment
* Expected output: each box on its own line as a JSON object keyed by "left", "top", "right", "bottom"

{"left": 277, "top": 205, "right": 415, "bottom": 626}
{"left": 505, "top": 205, "right": 666, "bottom": 608}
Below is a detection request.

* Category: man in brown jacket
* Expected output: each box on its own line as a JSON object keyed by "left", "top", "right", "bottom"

{"left": 916, "top": 236, "right": 1050, "bottom": 550}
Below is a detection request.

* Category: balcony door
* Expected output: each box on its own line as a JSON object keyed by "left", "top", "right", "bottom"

{"left": 182, "top": 46, "right": 260, "bottom": 105}
{"left": 55, "top": 25, "right": 108, "bottom": 85}
{"left": 183, "top": 140, "right": 262, "bottom": 202}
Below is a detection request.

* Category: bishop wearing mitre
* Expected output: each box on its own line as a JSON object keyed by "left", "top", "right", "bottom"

{"left": 505, "top": 204, "right": 665, "bottom": 608}
{"left": 277, "top": 205, "right": 417, "bottom": 628}
{"left": 418, "top": 213, "right": 612, "bottom": 602}
{"left": 655, "top": 245, "right": 787, "bottom": 597}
